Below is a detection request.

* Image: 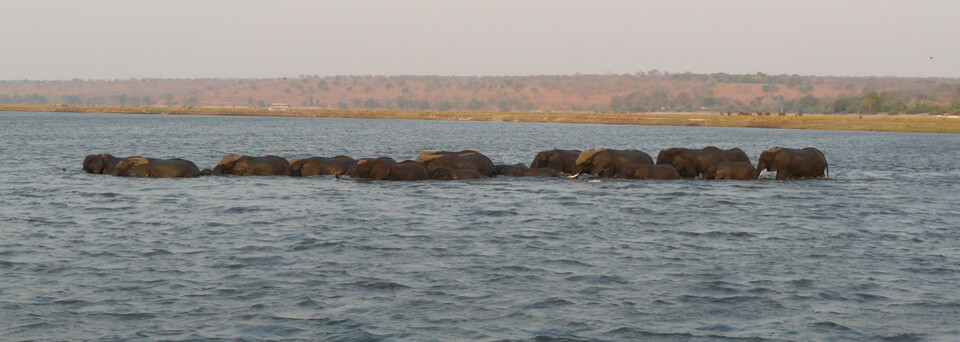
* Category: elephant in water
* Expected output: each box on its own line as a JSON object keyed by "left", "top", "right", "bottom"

{"left": 431, "top": 167, "right": 484, "bottom": 180}
{"left": 494, "top": 163, "right": 559, "bottom": 177}
{"left": 83, "top": 154, "right": 123, "bottom": 174}
{"left": 656, "top": 147, "right": 730, "bottom": 178}
{"left": 286, "top": 155, "right": 356, "bottom": 178}
{"left": 622, "top": 163, "right": 681, "bottom": 180}
{"left": 416, "top": 150, "right": 495, "bottom": 177}
{"left": 368, "top": 160, "right": 431, "bottom": 181}
{"left": 530, "top": 149, "right": 581, "bottom": 174}
{"left": 757, "top": 147, "right": 828, "bottom": 180}
{"left": 208, "top": 155, "right": 289, "bottom": 176}
{"left": 571, "top": 148, "right": 654, "bottom": 178}
{"left": 348, "top": 157, "right": 397, "bottom": 179}
{"left": 112, "top": 156, "right": 202, "bottom": 178}
{"left": 710, "top": 147, "right": 750, "bottom": 164}
{"left": 702, "top": 162, "right": 758, "bottom": 180}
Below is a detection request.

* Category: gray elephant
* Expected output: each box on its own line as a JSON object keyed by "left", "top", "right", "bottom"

{"left": 112, "top": 156, "right": 202, "bottom": 178}
{"left": 530, "top": 149, "right": 581, "bottom": 174}
{"left": 711, "top": 147, "right": 750, "bottom": 164}
{"left": 368, "top": 160, "right": 431, "bottom": 181}
{"left": 571, "top": 148, "right": 654, "bottom": 178}
{"left": 656, "top": 147, "right": 730, "bottom": 178}
{"left": 208, "top": 155, "right": 290, "bottom": 176}
{"left": 416, "top": 150, "right": 495, "bottom": 177}
{"left": 702, "top": 161, "right": 758, "bottom": 180}
{"left": 431, "top": 167, "right": 485, "bottom": 180}
{"left": 757, "top": 147, "right": 828, "bottom": 180}
{"left": 83, "top": 154, "right": 124, "bottom": 174}
{"left": 622, "top": 163, "right": 681, "bottom": 180}
{"left": 348, "top": 157, "right": 397, "bottom": 179}
{"left": 286, "top": 155, "right": 356, "bottom": 178}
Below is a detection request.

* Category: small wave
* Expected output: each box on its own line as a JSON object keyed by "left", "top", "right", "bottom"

{"left": 352, "top": 280, "right": 409, "bottom": 290}
{"left": 564, "top": 274, "right": 629, "bottom": 285}
{"left": 523, "top": 297, "right": 575, "bottom": 309}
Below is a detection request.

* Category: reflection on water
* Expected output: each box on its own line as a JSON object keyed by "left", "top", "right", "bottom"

{"left": 1, "top": 112, "right": 959, "bottom": 340}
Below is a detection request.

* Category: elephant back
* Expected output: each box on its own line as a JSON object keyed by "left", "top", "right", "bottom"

{"left": 349, "top": 157, "right": 396, "bottom": 179}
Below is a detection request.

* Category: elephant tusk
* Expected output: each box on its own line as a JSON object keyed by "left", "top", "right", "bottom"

{"left": 758, "top": 169, "right": 764, "bottom": 178}
{"left": 568, "top": 173, "right": 581, "bottom": 179}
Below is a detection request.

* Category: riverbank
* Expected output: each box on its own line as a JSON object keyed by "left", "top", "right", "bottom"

{"left": 3, "top": 104, "right": 958, "bottom": 134}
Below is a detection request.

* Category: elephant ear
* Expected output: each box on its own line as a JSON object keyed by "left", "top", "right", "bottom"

{"left": 369, "top": 161, "right": 392, "bottom": 180}
{"left": 575, "top": 149, "right": 604, "bottom": 166}
{"left": 656, "top": 148, "right": 679, "bottom": 164}
{"left": 771, "top": 148, "right": 791, "bottom": 172}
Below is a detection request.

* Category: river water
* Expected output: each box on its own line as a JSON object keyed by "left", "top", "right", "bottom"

{"left": 1, "top": 112, "right": 958, "bottom": 341}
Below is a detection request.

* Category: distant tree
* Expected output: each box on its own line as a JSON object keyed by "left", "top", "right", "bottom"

{"left": 62, "top": 95, "right": 83, "bottom": 105}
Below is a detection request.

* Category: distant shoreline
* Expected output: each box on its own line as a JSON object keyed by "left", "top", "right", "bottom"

{"left": 2, "top": 104, "right": 958, "bottom": 134}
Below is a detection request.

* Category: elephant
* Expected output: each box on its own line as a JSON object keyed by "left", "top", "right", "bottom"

{"left": 83, "top": 154, "right": 123, "bottom": 174}
{"left": 757, "top": 147, "right": 828, "bottom": 180}
{"left": 348, "top": 157, "right": 397, "bottom": 179}
{"left": 495, "top": 163, "right": 529, "bottom": 176}
{"left": 112, "top": 156, "right": 202, "bottom": 178}
{"left": 622, "top": 163, "right": 681, "bottom": 180}
{"left": 209, "top": 155, "right": 290, "bottom": 176}
{"left": 416, "top": 150, "right": 495, "bottom": 177}
{"left": 431, "top": 167, "right": 485, "bottom": 180}
{"left": 530, "top": 149, "right": 581, "bottom": 174}
{"left": 702, "top": 162, "right": 758, "bottom": 180}
{"left": 368, "top": 160, "right": 431, "bottom": 181}
{"left": 571, "top": 148, "right": 654, "bottom": 178}
{"left": 494, "top": 164, "right": 559, "bottom": 177}
{"left": 518, "top": 167, "right": 559, "bottom": 177}
{"left": 709, "top": 147, "right": 750, "bottom": 164}
{"left": 286, "top": 155, "right": 356, "bottom": 178}
{"left": 656, "top": 147, "right": 730, "bottom": 178}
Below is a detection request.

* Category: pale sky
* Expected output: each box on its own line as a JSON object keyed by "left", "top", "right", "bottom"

{"left": 1, "top": 0, "right": 958, "bottom": 80}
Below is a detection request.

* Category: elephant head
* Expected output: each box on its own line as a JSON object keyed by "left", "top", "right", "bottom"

{"left": 756, "top": 147, "right": 784, "bottom": 176}
{"left": 83, "top": 154, "right": 121, "bottom": 174}
{"left": 574, "top": 149, "right": 608, "bottom": 176}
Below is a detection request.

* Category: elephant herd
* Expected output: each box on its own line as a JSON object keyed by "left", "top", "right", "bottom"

{"left": 83, "top": 146, "right": 828, "bottom": 181}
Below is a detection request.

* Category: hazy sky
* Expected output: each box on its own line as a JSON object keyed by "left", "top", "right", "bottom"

{"left": 1, "top": 0, "right": 958, "bottom": 80}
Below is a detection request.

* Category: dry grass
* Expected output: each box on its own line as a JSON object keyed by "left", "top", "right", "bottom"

{"left": 3, "top": 104, "right": 959, "bottom": 134}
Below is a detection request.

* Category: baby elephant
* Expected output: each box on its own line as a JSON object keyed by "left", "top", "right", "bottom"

{"left": 703, "top": 162, "right": 758, "bottom": 180}
{"left": 623, "top": 163, "right": 681, "bottom": 180}
{"left": 431, "top": 167, "right": 484, "bottom": 180}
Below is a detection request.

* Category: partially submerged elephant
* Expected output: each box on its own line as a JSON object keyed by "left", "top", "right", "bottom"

{"left": 112, "top": 156, "right": 202, "bottom": 178}
{"left": 530, "top": 149, "right": 581, "bottom": 174}
{"left": 757, "top": 147, "right": 828, "bottom": 180}
{"left": 286, "top": 155, "right": 356, "bottom": 178}
{"left": 416, "top": 150, "right": 495, "bottom": 177}
{"left": 431, "top": 167, "right": 484, "bottom": 180}
{"left": 83, "top": 154, "right": 123, "bottom": 174}
{"left": 702, "top": 161, "right": 758, "bottom": 180}
{"left": 622, "top": 163, "right": 681, "bottom": 180}
{"left": 494, "top": 163, "right": 559, "bottom": 177}
{"left": 572, "top": 148, "right": 654, "bottom": 178}
{"left": 656, "top": 147, "right": 730, "bottom": 178}
{"left": 369, "top": 160, "right": 431, "bottom": 181}
{"left": 209, "top": 155, "right": 290, "bottom": 176}
{"left": 712, "top": 147, "right": 751, "bottom": 164}
{"left": 348, "top": 157, "right": 397, "bottom": 179}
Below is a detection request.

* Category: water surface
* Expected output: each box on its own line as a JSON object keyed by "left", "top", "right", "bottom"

{"left": 1, "top": 112, "right": 958, "bottom": 341}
